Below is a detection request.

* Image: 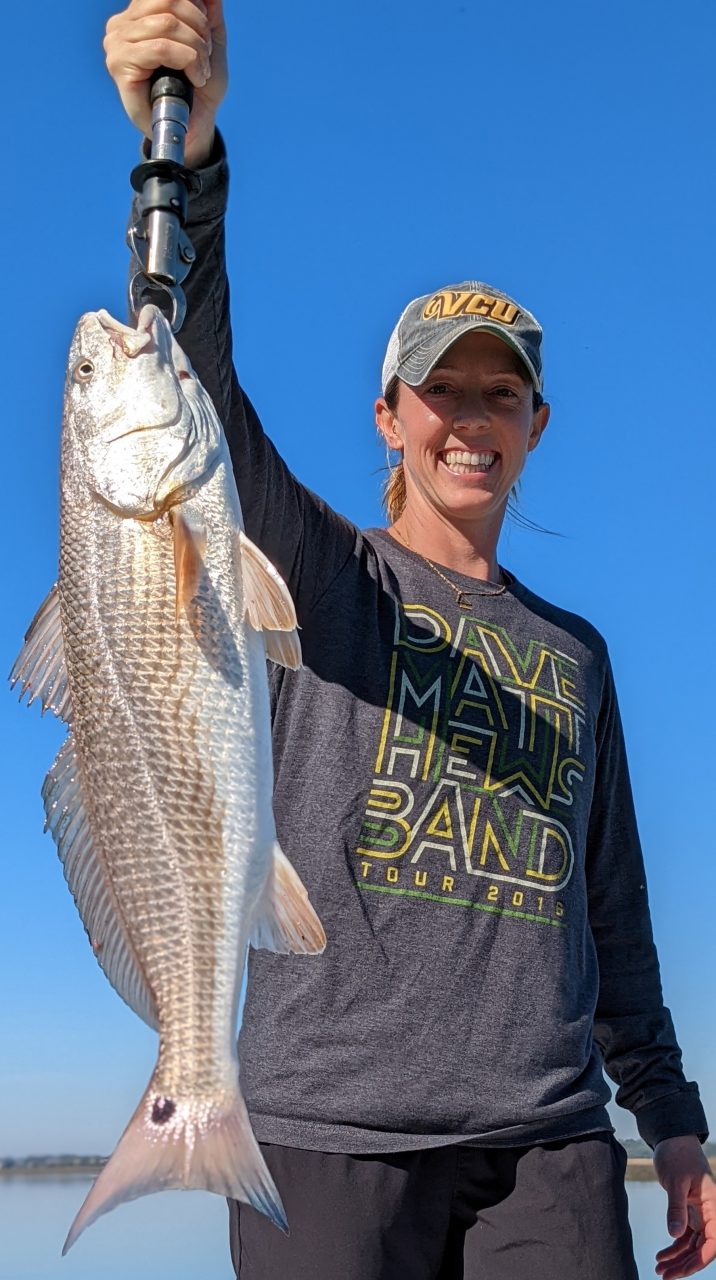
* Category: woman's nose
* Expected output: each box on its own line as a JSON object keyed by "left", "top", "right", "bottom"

{"left": 453, "top": 400, "right": 490, "bottom": 430}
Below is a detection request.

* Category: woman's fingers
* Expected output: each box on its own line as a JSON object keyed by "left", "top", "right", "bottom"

{"left": 656, "top": 1226, "right": 712, "bottom": 1278}
{"left": 104, "top": 0, "right": 227, "bottom": 157}
{"left": 105, "top": 35, "right": 209, "bottom": 133}
{"left": 107, "top": 30, "right": 211, "bottom": 88}
{"left": 106, "top": 0, "right": 209, "bottom": 39}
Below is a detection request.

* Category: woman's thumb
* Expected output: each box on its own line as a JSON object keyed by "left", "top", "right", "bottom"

{"left": 666, "top": 1179, "right": 690, "bottom": 1237}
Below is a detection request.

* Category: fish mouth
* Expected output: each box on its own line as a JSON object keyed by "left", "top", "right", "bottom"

{"left": 91, "top": 305, "right": 172, "bottom": 360}
{"left": 92, "top": 305, "right": 185, "bottom": 443}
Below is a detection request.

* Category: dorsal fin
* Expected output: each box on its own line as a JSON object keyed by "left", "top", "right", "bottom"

{"left": 10, "top": 584, "right": 72, "bottom": 722}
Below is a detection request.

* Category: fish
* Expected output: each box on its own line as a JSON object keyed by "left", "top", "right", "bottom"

{"left": 11, "top": 304, "right": 326, "bottom": 1253}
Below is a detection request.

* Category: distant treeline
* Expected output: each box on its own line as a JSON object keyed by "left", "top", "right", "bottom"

{"left": 0, "top": 1155, "right": 107, "bottom": 1173}
{"left": 621, "top": 1139, "right": 716, "bottom": 1159}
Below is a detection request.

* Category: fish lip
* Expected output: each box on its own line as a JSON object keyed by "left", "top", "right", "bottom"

{"left": 94, "top": 305, "right": 165, "bottom": 339}
{"left": 134, "top": 303, "right": 170, "bottom": 336}
{"left": 87, "top": 306, "right": 170, "bottom": 359}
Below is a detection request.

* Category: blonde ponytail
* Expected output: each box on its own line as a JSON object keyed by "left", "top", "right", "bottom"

{"left": 382, "top": 459, "right": 407, "bottom": 524}
{"left": 380, "top": 376, "right": 406, "bottom": 525}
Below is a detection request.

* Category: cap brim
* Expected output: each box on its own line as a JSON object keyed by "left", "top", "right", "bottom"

{"left": 396, "top": 318, "right": 542, "bottom": 392}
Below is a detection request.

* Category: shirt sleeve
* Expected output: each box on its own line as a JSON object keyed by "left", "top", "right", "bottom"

{"left": 586, "top": 654, "right": 708, "bottom": 1149}
{"left": 143, "top": 131, "right": 360, "bottom": 622}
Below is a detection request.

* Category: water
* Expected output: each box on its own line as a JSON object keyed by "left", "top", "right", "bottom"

{"left": 0, "top": 1179, "right": 233, "bottom": 1280}
{"left": 0, "top": 1178, "right": 667, "bottom": 1278}
{"left": 628, "top": 1182, "right": 669, "bottom": 1279}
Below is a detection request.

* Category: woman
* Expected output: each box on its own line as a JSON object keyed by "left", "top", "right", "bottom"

{"left": 104, "top": 3, "right": 715, "bottom": 1277}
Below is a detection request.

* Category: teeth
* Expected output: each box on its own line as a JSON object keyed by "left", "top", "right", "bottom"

{"left": 442, "top": 450, "right": 496, "bottom": 473}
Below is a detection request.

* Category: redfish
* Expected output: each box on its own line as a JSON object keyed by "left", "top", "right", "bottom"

{"left": 12, "top": 305, "right": 325, "bottom": 1251}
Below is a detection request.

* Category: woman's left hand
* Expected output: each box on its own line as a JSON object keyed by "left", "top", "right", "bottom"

{"left": 654, "top": 1135, "right": 716, "bottom": 1278}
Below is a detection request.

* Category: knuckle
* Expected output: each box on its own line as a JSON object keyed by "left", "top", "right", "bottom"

{"left": 104, "top": 39, "right": 120, "bottom": 70}
{"left": 147, "top": 0, "right": 181, "bottom": 15}
{"left": 154, "top": 11, "right": 178, "bottom": 36}
{"left": 150, "top": 37, "right": 174, "bottom": 62}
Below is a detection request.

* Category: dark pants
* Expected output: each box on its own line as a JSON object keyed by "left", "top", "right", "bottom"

{"left": 228, "top": 1133, "right": 638, "bottom": 1279}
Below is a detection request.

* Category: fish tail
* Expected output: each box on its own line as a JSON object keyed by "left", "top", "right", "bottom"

{"left": 62, "top": 1077, "right": 287, "bottom": 1254}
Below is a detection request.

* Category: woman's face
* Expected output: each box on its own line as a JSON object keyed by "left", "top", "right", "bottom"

{"left": 376, "top": 330, "right": 550, "bottom": 529}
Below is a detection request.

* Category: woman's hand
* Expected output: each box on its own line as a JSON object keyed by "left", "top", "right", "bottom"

{"left": 104, "top": 0, "right": 227, "bottom": 167}
{"left": 654, "top": 1135, "right": 716, "bottom": 1278}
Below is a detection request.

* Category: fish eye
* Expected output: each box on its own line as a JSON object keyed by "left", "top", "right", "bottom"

{"left": 73, "top": 359, "right": 95, "bottom": 383}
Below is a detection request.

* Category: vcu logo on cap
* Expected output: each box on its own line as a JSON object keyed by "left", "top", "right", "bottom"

{"left": 423, "top": 290, "right": 521, "bottom": 326}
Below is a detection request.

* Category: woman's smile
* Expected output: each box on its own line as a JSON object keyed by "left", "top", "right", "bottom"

{"left": 438, "top": 448, "right": 500, "bottom": 476}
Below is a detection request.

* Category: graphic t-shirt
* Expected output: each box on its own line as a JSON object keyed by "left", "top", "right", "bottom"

{"left": 164, "top": 137, "right": 708, "bottom": 1153}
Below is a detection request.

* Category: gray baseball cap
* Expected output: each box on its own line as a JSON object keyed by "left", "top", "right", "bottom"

{"left": 381, "top": 281, "right": 543, "bottom": 395}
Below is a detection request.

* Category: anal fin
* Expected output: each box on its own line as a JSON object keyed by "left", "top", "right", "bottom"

{"left": 250, "top": 843, "right": 326, "bottom": 954}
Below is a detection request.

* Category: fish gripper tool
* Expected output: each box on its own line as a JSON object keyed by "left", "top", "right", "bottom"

{"left": 128, "top": 69, "right": 201, "bottom": 333}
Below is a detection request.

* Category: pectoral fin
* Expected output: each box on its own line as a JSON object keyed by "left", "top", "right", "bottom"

{"left": 262, "top": 629, "right": 302, "bottom": 669}
{"left": 172, "top": 509, "right": 207, "bottom": 620}
{"left": 238, "top": 532, "right": 301, "bottom": 670}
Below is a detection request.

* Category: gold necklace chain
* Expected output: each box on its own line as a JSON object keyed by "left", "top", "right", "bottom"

{"left": 422, "top": 555, "right": 507, "bottom": 606}
{"left": 391, "top": 526, "right": 508, "bottom": 607}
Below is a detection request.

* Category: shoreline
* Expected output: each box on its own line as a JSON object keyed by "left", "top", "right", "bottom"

{"left": 625, "top": 1157, "right": 716, "bottom": 1182}
{"left": 3, "top": 1157, "right": 716, "bottom": 1183}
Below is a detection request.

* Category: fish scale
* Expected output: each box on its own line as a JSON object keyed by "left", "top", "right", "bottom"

{"left": 12, "top": 304, "right": 325, "bottom": 1253}
{"left": 66, "top": 503, "right": 236, "bottom": 1065}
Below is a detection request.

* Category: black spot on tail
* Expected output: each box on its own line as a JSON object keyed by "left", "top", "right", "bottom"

{"left": 151, "top": 1096, "right": 176, "bottom": 1125}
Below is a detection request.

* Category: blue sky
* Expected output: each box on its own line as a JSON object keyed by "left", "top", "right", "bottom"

{"left": 3, "top": 0, "right": 715, "bottom": 1167}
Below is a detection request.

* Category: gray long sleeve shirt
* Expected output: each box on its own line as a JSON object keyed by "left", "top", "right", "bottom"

{"left": 162, "top": 136, "right": 707, "bottom": 1153}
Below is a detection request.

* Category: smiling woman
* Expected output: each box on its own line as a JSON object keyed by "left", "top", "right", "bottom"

{"left": 379, "top": 320, "right": 548, "bottom": 534}
{"left": 100, "top": 2, "right": 716, "bottom": 1279}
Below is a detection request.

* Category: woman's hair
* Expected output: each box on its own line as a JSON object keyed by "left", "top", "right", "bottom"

{"left": 382, "top": 378, "right": 407, "bottom": 524}
{"left": 381, "top": 375, "right": 545, "bottom": 525}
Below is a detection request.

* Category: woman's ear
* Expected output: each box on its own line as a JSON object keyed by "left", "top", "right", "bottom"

{"left": 375, "top": 397, "right": 404, "bottom": 452}
{"left": 527, "top": 401, "right": 550, "bottom": 452}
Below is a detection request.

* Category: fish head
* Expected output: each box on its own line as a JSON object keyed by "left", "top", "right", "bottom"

{"left": 63, "top": 305, "right": 221, "bottom": 519}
